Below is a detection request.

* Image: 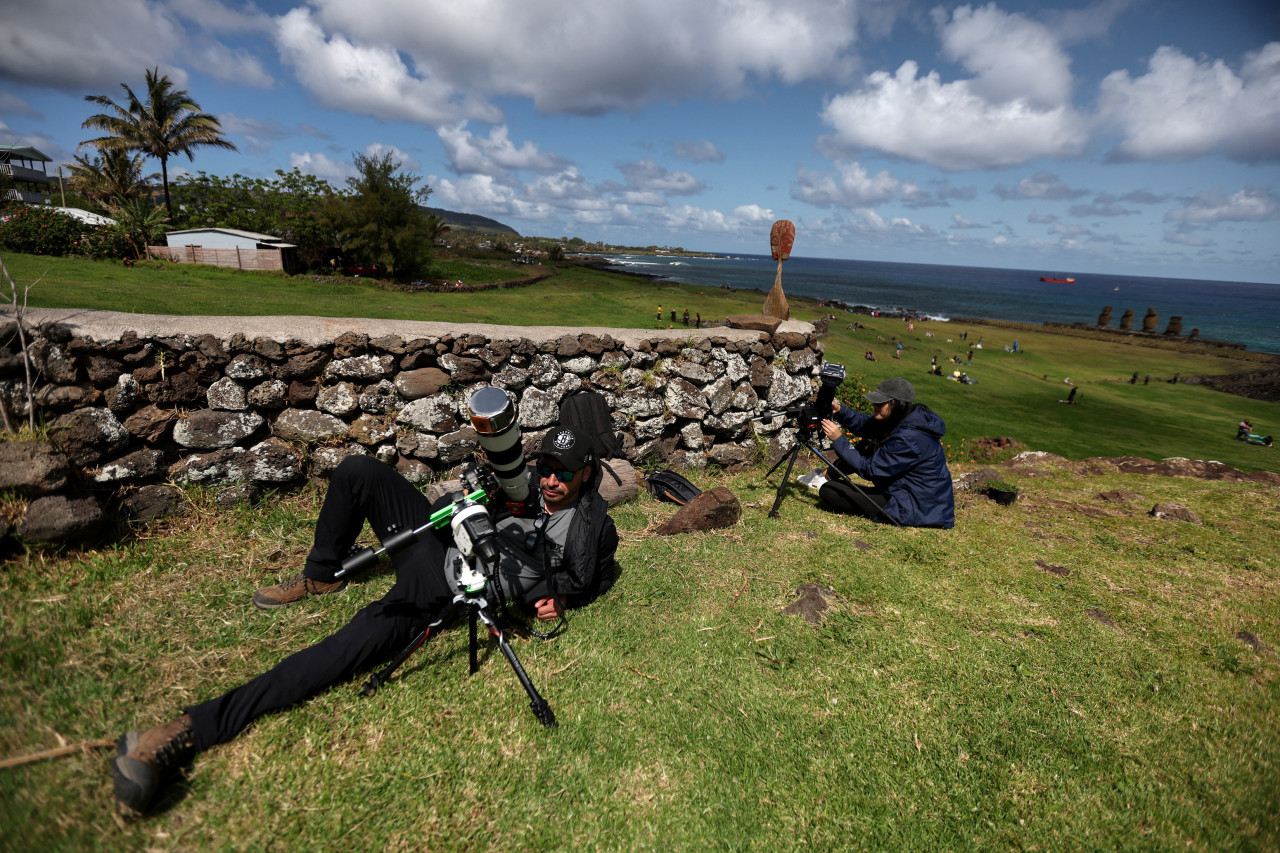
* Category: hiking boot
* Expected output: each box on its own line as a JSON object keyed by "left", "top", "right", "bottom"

{"left": 111, "top": 714, "right": 196, "bottom": 813}
{"left": 252, "top": 572, "right": 347, "bottom": 610}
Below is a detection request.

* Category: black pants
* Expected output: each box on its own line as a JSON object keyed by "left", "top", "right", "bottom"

{"left": 186, "top": 456, "right": 453, "bottom": 751}
{"left": 817, "top": 478, "right": 891, "bottom": 522}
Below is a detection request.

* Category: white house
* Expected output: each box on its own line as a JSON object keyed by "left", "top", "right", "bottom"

{"left": 161, "top": 227, "right": 299, "bottom": 274}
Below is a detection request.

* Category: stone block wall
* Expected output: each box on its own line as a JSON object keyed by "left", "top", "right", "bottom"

{"left": 0, "top": 309, "right": 825, "bottom": 546}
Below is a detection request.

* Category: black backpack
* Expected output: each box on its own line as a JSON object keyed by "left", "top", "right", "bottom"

{"left": 558, "top": 389, "right": 626, "bottom": 461}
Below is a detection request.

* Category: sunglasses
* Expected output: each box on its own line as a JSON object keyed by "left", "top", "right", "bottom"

{"left": 536, "top": 461, "right": 579, "bottom": 482}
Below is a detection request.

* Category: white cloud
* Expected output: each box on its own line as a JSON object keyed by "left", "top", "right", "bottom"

{"left": 305, "top": 0, "right": 867, "bottom": 115}
{"left": 793, "top": 162, "right": 899, "bottom": 207}
{"left": 821, "top": 60, "right": 1087, "bottom": 170}
{"left": 289, "top": 151, "right": 356, "bottom": 184}
{"left": 1165, "top": 187, "right": 1280, "bottom": 224}
{"left": 0, "top": 0, "right": 184, "bottom": 89}
{"left": 1027, "top": 211, "right": 1058, "bottom": 224}
{"left": 672, "top": 140, "right": 725, "bottom": 164}
{"left": 938, "top": 3, "right": 1074, "bottom": 109}
{"left": 364, "top": 143, "right": 422, "bottom": 173}
{"left": 616, "top": 160, "right": 705, "bottom": 196}
{"left": 274, "top": 7, "right": 500, "bottom": 126}
{"left": 820, "top": 4, "right": 1088, "bottom": 170}
{"left": 0, "top": 93, "right": 43, "bottom": 120}
{"left": 950, "top": 214, "right": 983, "bottom": 229}
{"left": 438, "top": 123, "right": 566, "bottom": 176}
{"left": 732, "top": 204, "right": 775, "bottom": 223}
{"left": 1099, "top": 42, "right": 1280, "bottom": 163}
{"left": 993, "top": 172, "right": 1088, "bottom": 201}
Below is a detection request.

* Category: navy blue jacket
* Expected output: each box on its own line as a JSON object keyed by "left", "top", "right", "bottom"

{"left": 828, "top": 404, "right": 955, "bottom": 528}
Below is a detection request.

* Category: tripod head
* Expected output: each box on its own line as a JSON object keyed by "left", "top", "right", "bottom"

{"left": 752, "top": 361, "right": 847, "bottom": 439}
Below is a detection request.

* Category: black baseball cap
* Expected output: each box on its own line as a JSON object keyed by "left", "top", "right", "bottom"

{"left": 538, "top": 425, "right": 593, "bottom": 470}
{"left": 864, "top": 377, "right": 916, "bottom": 405}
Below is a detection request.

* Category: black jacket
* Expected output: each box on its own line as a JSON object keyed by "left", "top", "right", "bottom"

{"left": 550, "top": 460, "right": 620, "bottom": 608}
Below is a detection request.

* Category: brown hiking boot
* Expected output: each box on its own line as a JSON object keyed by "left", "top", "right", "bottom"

{"left": 252, "top": 572, "right": 347, "bottom": 610}
{"left": 111, "top": 714, "right": 196, "bottom": 813}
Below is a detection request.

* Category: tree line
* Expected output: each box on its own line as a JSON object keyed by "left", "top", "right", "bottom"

{"left": 2, "top": 68, "right": 446, "bottom": 281}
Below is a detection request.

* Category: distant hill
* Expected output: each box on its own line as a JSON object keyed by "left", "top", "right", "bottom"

{"left": 425, "top": 207, "right": 520, "bottom": 237}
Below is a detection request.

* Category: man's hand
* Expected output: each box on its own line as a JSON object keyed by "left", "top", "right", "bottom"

{"left": 821, "top": 419, "right": 842, "bottom": 441}
{"left": 534, "top": 597, "right": 562, "bottom": 621}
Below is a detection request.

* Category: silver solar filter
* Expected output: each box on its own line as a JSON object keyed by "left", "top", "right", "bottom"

{"left": 466, "top": 386, "right": 529, "bottom": 503}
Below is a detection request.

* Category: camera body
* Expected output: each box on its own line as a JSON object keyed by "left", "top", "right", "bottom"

{"left": 800, "top": 361, "right": 847, "bottom": 433}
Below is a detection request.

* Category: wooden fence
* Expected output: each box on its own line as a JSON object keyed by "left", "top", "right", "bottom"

{"left": 147, "top": 245, "right": 289, "bottom": 272}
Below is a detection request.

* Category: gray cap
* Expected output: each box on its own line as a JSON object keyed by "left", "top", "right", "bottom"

{"left": 863, "top": 377, "right": 915, "bottom": 405}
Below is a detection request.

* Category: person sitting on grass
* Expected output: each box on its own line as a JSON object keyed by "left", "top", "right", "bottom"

{"left": 817, "top": 378, "right": 955, "bottom": 528}
{"left": 111, "top": 426, "right": 619, "bottom": 814}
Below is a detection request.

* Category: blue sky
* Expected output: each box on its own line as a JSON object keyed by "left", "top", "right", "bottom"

{"left": 2, "top": 0, "right": 1278, "bottom": 283}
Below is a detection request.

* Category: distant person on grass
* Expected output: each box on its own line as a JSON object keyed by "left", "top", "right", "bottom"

{"left": 817, "top": 378, "right": 955, "bottom": 528}
{"left": 110, "top": 426, "right": 619, "bottom": 814}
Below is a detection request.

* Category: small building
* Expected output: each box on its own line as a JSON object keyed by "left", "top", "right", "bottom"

{"left": 1, "top": 145, "right": 56, "bottom": 205}
{"left": 154, "top": 227, "right": 299, "bottom": 274}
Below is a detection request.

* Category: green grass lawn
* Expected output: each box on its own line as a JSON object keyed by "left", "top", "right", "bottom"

{"left": 1, "top": 467, "right": 1276, "bottom": 850}
{"left": 1, "top": 251, "right": 1278, "bottom": 849}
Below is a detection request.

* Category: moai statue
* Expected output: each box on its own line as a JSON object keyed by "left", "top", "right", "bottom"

{"left": 1164, "top": 316, "right": 1183, "bottom": 336}
{"left": 1119, "top": 309, "right": 1135, "bottom": 331}
{"left": 1188, "top": 328, "right": 1200, "bottom": 341}
{"left": 1142, "top": 307, "right": 1159, "bottom": 332}
{"left": 1097, "top": 306, "right": 1113, "bottom": 327}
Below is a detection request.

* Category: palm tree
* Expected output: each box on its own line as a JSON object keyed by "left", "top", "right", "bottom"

{"left": 66, "top": 148, "right": 157, "bottom": 210}
{"left": 81, "top": 68, "right": 237, "bottom": 217}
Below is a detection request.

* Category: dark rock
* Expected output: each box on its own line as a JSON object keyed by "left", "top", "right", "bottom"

{"left": 123, "top": 405, "right": 177, "bottom": 444}
{"left": 34, "top": 384, "right": 101, "bottom": 409}
{"left": 311, "top": 445, "right": 368, "bottom": 477}
{"left": 143, "top": 371, "right": 203, "bottom": 405}
{"left": 0, "top": 442, "right": 71, "bottom": 496}
{"left": 278, "top": 350, "right": 328, "bottom": 380}
{"left": 655, "top": 486, "right": 741, "bottom": 535}
{"left": 247, "top": 379, "right": 288, "bottom": 409}
{"left": 173, "top": 409, "right": 265, "bottom": 449}
{"left": 274, "top": 408, "right": 348, "bottom": 442}
{"left": 333, "top": 331, "right": 369, "bottom": 357}
{"left": 122, "top": 484, "right": 186, "bottom": 521}
{"left": 438, "top": 354, "right": 487, "bottom": 385}
{"left": 286, "top": 380, "right": 318, "bottom": 407}
{"left": 253, "top": 337, "right": 285, "bottom": 360}
{"left": 225, "top": 354, "right": 270, "bottom": 381}
{"left": 85, "top": 355, "right": 124, "bottom": 387}
{"left": 726, "top": 315, "right": 783, "bottom": 334}
{"left": 395, "top": 367, "right": 450, "bottom": 399}
{"left": 1149, "top": 502, "right": 1201, "bottom": 524}
{"left": 17, "top": 495, "right": 105, "bottom": 546}
{"left": 370, "top": 334, "right": 405, "bottom": 354}
{"left": 92, "top": 448, "right": 168, "bottom": 483}
{"left": 50, "top": 407, "right": 131, "bottom": 466}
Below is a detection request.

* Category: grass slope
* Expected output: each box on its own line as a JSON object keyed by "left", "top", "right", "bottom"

{"left": 0, "top": 467, "right": 1276, "bottom": 850}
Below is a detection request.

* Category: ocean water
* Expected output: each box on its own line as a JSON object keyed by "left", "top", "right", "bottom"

{"left": 610, "top": 254, "right": 1280, "bottom": 355}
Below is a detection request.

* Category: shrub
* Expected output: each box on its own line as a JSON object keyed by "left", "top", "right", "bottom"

{"left": 0, "top": 207, "right": 86, "bottom": 256}
{"left": 0, "top": 206, "right": 134, "bottom": 260}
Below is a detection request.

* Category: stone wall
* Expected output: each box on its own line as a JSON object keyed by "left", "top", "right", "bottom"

{"left": 0, "top": 308, "right": 825, "bottom": 546}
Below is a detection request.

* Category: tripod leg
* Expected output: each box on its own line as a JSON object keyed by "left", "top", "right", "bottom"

{"left": 469, "top": 608, "right": 479, "bottom": 674}
{"left": 768, "top": 442, "right": 804, "bottom": 518}
{"left": 477, "top": 610, "right": 557, "bottom": 727}
{"left": 800, "top": 439, "right": 900, "bottom": 526}
{"left": 360, "top": 626, "right": 433, "bottom": 697}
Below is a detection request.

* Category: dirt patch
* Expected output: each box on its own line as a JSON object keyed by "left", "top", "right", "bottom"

{"left": 1035, "top": 559, "right": 1071, "bottom": 577}
{"left": 1097, "top": 489, "right": 1146, "bottom": 503}
{"left": 1086, "top": 608, "right": 1119, "bottom": 630}
{"left": 1235, "top": 631, "right": 1271, "bottom": 653}
{"left": 782, "top": 583, "right": 836, "bottom": 625}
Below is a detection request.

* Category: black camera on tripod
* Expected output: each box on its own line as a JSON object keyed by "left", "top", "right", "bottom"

{"left": 753, "top": 361, "right": 847, "bottom": 436}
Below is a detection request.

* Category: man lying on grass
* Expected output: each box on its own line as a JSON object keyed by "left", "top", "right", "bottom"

{"left": 111, "top": 426, "right": 619, "bottom": 814}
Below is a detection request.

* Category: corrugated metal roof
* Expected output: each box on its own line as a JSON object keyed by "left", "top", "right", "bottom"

{"left": 0, "top": 145, "right": 53, "bottom": 162}
{"left": 165, "top": 227, "right": 289, "bottom": 243}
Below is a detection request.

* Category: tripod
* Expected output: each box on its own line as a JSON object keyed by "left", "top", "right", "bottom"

{"left": 334, "top": 479, "right": 558, "bottom": 727}
{"left": 358, "top": 576, "right": 557, "bottom": 728}
{"left": 758, "top": 407, "right": 899, "bottom": 525}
